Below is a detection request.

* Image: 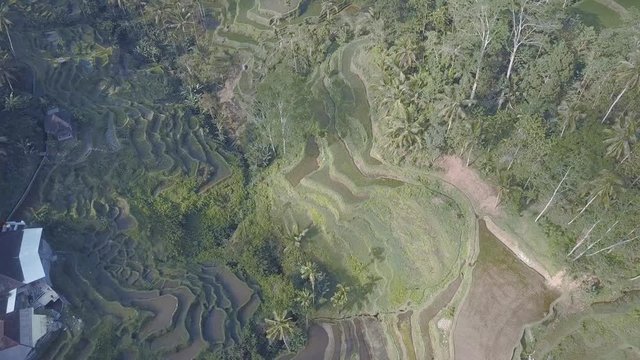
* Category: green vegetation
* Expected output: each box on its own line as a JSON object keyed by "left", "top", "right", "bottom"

{"left": 1, "top": 0, "right": 639, "bottom": 358}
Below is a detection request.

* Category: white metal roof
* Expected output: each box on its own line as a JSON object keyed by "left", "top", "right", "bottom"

{"left": 18, "top": 228, "right": 45, "bottom": 284}
{"left": 19, "top": 308, "right": 48, "bottom": 347}
{"left": 6, "top": 288, "right": 16, "bottom": 313}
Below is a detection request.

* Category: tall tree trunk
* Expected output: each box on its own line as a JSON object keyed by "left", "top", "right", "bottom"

{"left": 5, "top": 24, "right": 15, "bottom": 57}
{"left": 506, "top": 48, "right": 517, "bottom": 81}
{"left": 573, "top": 220, "right": 618, "bottom": 261}
{"left": 560, "top": 118, "right": 568, "bottom": 137}
{"left": 568, "top": 190, "right": 602, "bottom": 225}
{"left": 470, "top": 51, "right": 484, "bottom": 101}
{"left": 535, "top": 168, "right": 570, "bottom": 222}
{"left": 278, "top": 103, "right": 287, "bottom": 156}
{"left": 601, "top": 84, "right": 628, "bottom": 123}
{"left": 567, "top": 220, "right": 600, "bottom": 257}
{"left": 587, "top": 235, "right": 639, "bottom": 256}
{"left": 507, "top": 144, "right": 521, "bottom": 171}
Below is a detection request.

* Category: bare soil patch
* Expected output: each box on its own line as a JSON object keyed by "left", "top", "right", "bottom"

{"left": 437, "top": 156, "right": 565, "bottom": 288}
{"left": 436, "top": 155, "right": 501, "bottom": 217}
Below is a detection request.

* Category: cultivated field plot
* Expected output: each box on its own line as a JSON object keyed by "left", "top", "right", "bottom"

{"left": 13, "top": 1, "right": 273, "bottom": 357}
{"left": 273, "top": 40, "right": 471, "bottom": 314}
{"left": 522, "top": 290, "right": 640, "bottom": 359}
{"left": 453, "top": 221, "right": 558, "bottom": 360}
{"left": 259, "top": 0, "right": 301, "bottom": 14}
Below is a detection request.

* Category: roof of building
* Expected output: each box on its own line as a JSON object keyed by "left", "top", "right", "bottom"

{"left": 0, "top": 229, "right": 45, "bottom": 286}
{"left": 0, "top": 290, "right": 17, "bottom": 315}
{"left": 18, "top": 308, "right": 47, "bottom": 348}
{"left": 0, "top": 308, "right": 47, "bottom": 360}
{"left": 0, "top": 344, "right": 31, "bottom": 360}
{"left": 44, "top": 111, "right": 73, "bottom": 141}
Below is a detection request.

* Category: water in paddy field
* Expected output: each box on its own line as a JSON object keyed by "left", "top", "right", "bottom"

{"left": 452, "top": 220, "right": 558, "bottom": 360}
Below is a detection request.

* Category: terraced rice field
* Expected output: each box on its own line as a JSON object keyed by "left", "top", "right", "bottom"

{"left": 268, "top": 34, "right": 475, "bottom": 359}
{"left": 282, "top": 11, "right": 564, "bottom": 359}
{"left": 23, "top": 1, "right": 565, "bottom": 358}
{"left": 20, "top": 0, "right": 277, "bottom": 358}
{"left": 276, "top": 41, "right": 471, "bottom": 313}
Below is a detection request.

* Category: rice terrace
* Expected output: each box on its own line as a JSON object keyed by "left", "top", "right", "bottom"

{"left": 1, "top": 0, "right": 639, "bottom": 359}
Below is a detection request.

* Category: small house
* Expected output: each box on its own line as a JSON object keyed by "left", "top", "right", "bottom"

{"left": 44, "top": 108, "right": 73, "bottom": 142}
{"left": 0, "top": 308, "right": 50, "bottom": 360}
{"left": 0, "top": 223, "right": 56, "bottom": 316}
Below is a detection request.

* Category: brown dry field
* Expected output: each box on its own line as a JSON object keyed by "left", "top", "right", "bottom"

{"left": 453, "top": 221, "right": 557, "bottom": 360}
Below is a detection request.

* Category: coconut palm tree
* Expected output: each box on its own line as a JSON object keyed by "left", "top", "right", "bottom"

{"left": 0, "top": 2, "right": 16, "bottom": 57}
{"left": 407, "top": 67, "right": 431, "bottom": 91}
{"left": 603, "top": 114, "right": 637, "bottom": 162}
{"left": 295, "top": 289, "right": 313, "bottom": 311}
{"left": 295, "top": 288, "right": 313, "bottom": 325}
{"left": 284, "top": 226, "right": 310, "bottom": 255}
{"left": 377, "top": 72, "right": 409, "bottom": 117}
{"left": 557, "top": 99, "right": 585, "bottom": 137}
{"left": 0, "top": 51, "right": 16, "bottom": 91}
{"left": 601, "top": 50, "right": 640, "bottom": 124}
{"left": 584, "top": 169, "right": 624, "bottom": 210}
{"left": 107, "top": 0, "right": 134, "bottom": 11}
{"left": 435, "top": 86, "right": 467, "bottom": 133}
{"left": 265, "top": 311, "right": 295, "bottom": 352}
{"left": 320, "top": 1, "right": 339, "bottom": 21}
{"left": 300, "top": 261, "right": 321, "bottom": 300}
{"left": 4, "top": 92, "right": 26, "bottom": 111}
{"left": 330, "top": 283, "right": 349, "bottom": 308}
{"left": 391, "top": 37, "right": 418, "bottom": 71}
{"left": 166, "top": 5, "right": 195, "bottom": 39}
{"left": 385, "top": 105, "right": 426, "bottom": 153}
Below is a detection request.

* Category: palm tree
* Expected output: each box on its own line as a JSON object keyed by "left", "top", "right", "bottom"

{"left": 391, "top": 37, "right": 417, "bottom": 71}
{"left": 435, "top": 86, "right": 467, "bottom": 133}
{"left": 295, "top": 289, "right": 313, "bottom": 311}
{"left": 300, "top": 261, "right": 321, "bottom": 300}
{"left": 265, "top": 311, "right": 295, "bottom": 352}
{"left": 601, "top": 50, "right": 640, "bottom": 124}
{"left": 284, "top": 226, "right": 310, "bottom": 255}
{"left": 407, "top": 67, "right": 431, "bottom": 91}
{"left": 4, "top": 92, "right": 25, "bottom": 111}
{"left": 330, "top": 283, "right": 349, "bottom": 308}
{"left": 107, "top": 0, "right": 134, "bottom": 11}
{"left": 166, "top": 5, "right": 195, "bottom": 40}
{"left": 0, "top": 51, "right": 16, "bottom": 91}
{"left": 0, "top": 2, "right": 15, "bottom": 57}
{"left": 385, "top": 105, "right": 426, "bottom": 153}
{"left": 377, "top": 72, "right": 408, "bottom": 117}
{"left": 585, "top": 169, "right": 623, "bottom": 210}
{"left": 557, "top": 99, "right": 585, "bottom": 137}
{"left": 320, "top": 1, "right": 339, "bottom": 21}
{"left": 603, "top": 114, "right": 637, "bottom": 162}
{"left": 295, "top": 288, "right": 313, "bottom": 325}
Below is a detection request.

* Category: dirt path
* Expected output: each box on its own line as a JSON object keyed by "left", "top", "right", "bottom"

{"left": 595, "top": 0, "right": 629, "bottom": 17}
{"left": 436, "top": 155, "right": 563, "bottom": 287}
{"left": 436, "top": 156, "right": 502, "bottom": 217}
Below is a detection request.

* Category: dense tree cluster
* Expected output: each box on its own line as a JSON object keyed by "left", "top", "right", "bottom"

{"left": 366, "top": 0, "right": 640, "bottom": 281}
